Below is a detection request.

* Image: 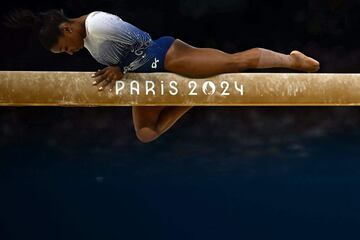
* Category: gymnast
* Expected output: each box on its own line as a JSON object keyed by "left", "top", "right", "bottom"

{"left": 5, "top": 9, "right": 320, "bottom": 143}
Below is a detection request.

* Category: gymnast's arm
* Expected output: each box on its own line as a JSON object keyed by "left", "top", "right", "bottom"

{"left": 87, "top": 11, "right": 152, "bottom": 72}
{"left": 91, "top": 66, "right": 124, "bottom": 92}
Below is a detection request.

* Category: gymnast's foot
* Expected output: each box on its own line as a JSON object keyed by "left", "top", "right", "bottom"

{"left": 289, "top": 50, "right": 320, "bottom": 73}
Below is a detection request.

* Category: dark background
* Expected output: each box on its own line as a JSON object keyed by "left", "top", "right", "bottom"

{"left": 1, "top": 0, "right": 360, "bottom": 239}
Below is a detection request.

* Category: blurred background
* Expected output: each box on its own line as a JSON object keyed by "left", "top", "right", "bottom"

{"left": 1, "top": 0, "right": 360, "bottom": 239}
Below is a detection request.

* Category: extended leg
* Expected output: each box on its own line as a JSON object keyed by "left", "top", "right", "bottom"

{"left": 131, "top": 40, "right": 320, "bottom": 143}
{"left": 164, "top": 39, "right": 320, "bottom": 78}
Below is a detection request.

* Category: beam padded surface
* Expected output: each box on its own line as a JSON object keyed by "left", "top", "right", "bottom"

{"left": 0, "top": 71, "right": 360, "bottom": 106}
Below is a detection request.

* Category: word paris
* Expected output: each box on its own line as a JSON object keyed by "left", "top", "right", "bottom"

{"left": 115, "top": 79, "right": 244, "bottom": 96}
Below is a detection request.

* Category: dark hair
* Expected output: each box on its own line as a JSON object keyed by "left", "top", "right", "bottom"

{"left": 3, "top": 8, "right": 70, "bottom": 50}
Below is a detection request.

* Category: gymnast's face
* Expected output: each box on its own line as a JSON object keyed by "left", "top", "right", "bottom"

{"left": 50, "top": 22, "right": 84, "bottom": 55}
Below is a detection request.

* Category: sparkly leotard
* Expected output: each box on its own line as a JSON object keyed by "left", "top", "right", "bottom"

{"left": 84, "top": 11, "right": 155, "bottom": 72}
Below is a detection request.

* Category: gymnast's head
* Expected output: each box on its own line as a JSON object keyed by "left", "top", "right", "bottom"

{"left": 3, "top": 9, "right": 86, "bottom": 55}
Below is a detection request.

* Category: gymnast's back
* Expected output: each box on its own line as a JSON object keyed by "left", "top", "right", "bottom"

{"left": 83, "top": 11, "right": 154, "bottom": 68}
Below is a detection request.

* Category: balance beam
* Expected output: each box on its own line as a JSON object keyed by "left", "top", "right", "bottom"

{"left": 0, "top": 71, "right": 360, "bottom": 106}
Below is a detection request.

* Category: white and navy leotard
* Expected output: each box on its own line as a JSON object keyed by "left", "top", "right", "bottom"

{"left": 84, "top": 11, "right": 176, "bottom": 73}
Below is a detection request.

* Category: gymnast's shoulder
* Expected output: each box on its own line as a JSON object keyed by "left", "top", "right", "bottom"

{"left": 85, "top": 11, "right": 124, "bottom": 37}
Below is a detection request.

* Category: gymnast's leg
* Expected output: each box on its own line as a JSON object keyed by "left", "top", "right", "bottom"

{"left": 132, "top": 39, "right": 320, "bottom": 143}
{"left": 132, "top": 106, "right": 193, "bottom": 143}
{"left": 164, "top": 39, "right": 320, "bottom": 78}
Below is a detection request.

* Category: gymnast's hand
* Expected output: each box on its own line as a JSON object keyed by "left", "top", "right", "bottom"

{"left": 91, "top": 66, "right": 124, "bottom": 92}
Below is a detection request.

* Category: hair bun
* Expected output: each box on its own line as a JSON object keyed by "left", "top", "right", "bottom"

{"left": 3, "top": 9, "right": 43, "bottom": 32}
